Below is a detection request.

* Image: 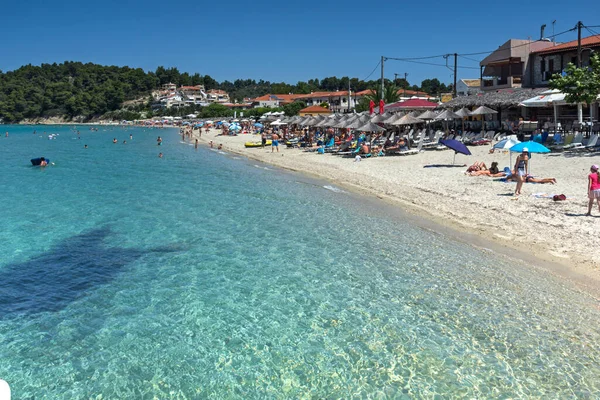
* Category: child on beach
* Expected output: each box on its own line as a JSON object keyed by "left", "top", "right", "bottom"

{"left": 587, "top": 164, "right": 600, "bottom": 216}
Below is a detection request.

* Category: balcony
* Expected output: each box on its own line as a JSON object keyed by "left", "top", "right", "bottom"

{"left": 481, "top": 76, "right": 523, "bottom": 91}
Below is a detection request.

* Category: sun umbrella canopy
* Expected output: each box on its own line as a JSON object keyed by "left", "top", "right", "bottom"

{"left": 417, "top": 110, "right": 438, "bottom": 120}
{"left": 386, "top": 98, "right": 439, "bottom": 111}
{"left": 493, "top": 137, "right": 521, "bottom": 149}
{"left": 371, "top": 112, "right": 392, "bottom": 123}
{"left": 383, "top": 113, "right": 403, "bottom": 124}
{"left": 509, "top": 141, "right": 550, "bottom": 153}
{"left": 440, "top": 139, "right": 472, "bottom": 155}
{"left": 435, "top": 110, "right": 461, "bottom": 120}
{"left": 520, "top": 91, "right": 566, "bottom": 107}
{"left": 356, "top": 122, "right": 386, "bottom": 132}
{"left": 470, "top": 105, "right": 498, "bottom": 115}
{"left": 454, "top": 107, "right": 472, "bottom": 118}
{"left": 392, "top": 114, "right": 424, "bottom": 126}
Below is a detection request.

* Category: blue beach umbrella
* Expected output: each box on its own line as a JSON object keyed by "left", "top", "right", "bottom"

{"left": 254, "top": 123, "right": 263, "bottom": 128}
{"left": 509, "top": 141, "right": 549, "bottom": 174}
{"left": 509, "top": 141, "right": 549, "bottom": 153}
{"left": 440, "top": 139, "right": 472, "bottom": 165}
{"left": 193, "top": 123, "right": 204, "bottom": 128}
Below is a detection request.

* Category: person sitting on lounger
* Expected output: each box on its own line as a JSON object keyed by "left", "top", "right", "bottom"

{"left": 359, "top": 143, "right": 370, "bottom": 155}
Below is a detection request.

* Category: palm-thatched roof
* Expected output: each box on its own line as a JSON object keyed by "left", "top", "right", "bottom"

{"left": 438, "top": 88, "right": 547, "bottom": 109}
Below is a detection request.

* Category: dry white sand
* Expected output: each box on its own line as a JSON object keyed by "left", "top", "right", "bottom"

{"left": 194, "top": 128, "right": 600, "bottom": 287}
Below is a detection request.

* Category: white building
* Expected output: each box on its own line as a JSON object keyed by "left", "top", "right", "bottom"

{"left": 456, "top": 79, "right": 481, "bottom": 96}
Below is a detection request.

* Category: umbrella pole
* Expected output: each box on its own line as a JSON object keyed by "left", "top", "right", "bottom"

{"left": 453, "top": 152, "right": 456, "bottom": 165}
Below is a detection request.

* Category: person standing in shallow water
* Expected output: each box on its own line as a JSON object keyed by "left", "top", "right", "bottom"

{"left": 195, "top": 139, "right": 198, "bottom": 149}
{"left": 157, "top": 136, "right": 162, "bottom": 145}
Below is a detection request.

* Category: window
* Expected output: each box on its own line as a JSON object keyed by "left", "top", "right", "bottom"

{"left": 540, "top": 59, "right": 546, "bottom": 73}
{"left": 548, "top": 59, "right": 554, "bottom": 73}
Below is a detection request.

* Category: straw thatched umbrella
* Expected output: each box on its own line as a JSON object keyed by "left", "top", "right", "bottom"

{"left": 435, "top": 110, "right": 461, "bottom": 134}
{"left": 356, "top": 121, "right": 386, "bottom": 133}
{"left": 453, "top": 107, "right": 471, "bottom": 134}
{"left": 470, "top": 106, "right": 497, "bottom": 132}
{"left": 392, "top": 114, "right": 424, "bottom": 126}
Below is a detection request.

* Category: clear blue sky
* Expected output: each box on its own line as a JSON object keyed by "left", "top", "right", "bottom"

{"left": 1, "top": 0, "right": 599, "bottom": 87}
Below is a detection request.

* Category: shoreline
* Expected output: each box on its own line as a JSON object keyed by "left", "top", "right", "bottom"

{"left": 193, "top": 127, "right": 600, "bottom": 298}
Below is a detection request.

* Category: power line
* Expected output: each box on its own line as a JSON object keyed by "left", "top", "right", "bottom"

{"left": 362, "top": 60, "right": 381, "bottom": 81}
{"left": 457, "top": 26, "right": 578, "bottom": 56}
{"left": 390, "top": 58, "right": 480, "bottom": 70}
{"left": 584, "top": 26, "right": 600, "bottom": 36}
{"left": 385, "top": 54, "right": 450, "bottom": 61}
{"left": 458, "top": 55, "right": 482, "bottom": 63}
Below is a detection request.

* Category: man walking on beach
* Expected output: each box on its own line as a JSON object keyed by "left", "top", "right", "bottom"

{"left": 261, "top": 131, "right": 267, "bottom": 148}
{"left": 271, "top": 132, "right": 279, "bottom": 153}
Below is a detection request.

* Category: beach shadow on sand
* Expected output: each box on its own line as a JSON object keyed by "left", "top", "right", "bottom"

{"left": 423, "top": 164, "right": 467, "bottom": 168}
{"left": 565, "top": 212, "right": 600, "bottom": 218}
{"left": 0, "top": 227, "right": 182, "bottom": 319}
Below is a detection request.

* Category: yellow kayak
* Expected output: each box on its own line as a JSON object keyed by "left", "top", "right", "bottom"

{"left": 245, "top": 140, "right": 272, "bottom": 148}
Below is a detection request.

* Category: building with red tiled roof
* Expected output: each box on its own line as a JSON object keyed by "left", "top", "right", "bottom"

{"left": 206, "top": 89, "right": 230, "bottom": 103}
{"left": 298, "top": 105, "right": 333, "bottom": 116}
{"left": 529, "top": 35, "right": 600, "bottom": 87}
{"left": 354, "top": 89, "right": 432, "bottom": 99}
{"left": 251, "top": 94, "right": 304, "bottom": 108}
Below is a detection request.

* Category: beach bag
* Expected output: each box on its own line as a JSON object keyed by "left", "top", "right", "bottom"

{"left": 552, "top": 194, "right": 567, "bottom": 201}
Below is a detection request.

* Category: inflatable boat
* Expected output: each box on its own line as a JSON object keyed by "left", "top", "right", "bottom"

{"left": 245, "top": 140, "right": 272, "bottom": 148}
{"left": 31, "top": 157, "right": 50, "bottom": 166}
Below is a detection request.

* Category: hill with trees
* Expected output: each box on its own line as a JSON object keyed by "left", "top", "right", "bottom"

{"left": 0, "top": 62, "right": 452, "bottom": 122}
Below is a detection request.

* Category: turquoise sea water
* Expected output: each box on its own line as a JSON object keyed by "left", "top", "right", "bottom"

{"left": 0, "top": 125, "right": 599, "bottom": 398}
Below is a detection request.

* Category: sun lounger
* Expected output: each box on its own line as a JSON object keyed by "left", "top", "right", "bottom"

{"left": 562, "top": 133, "right": 583, "bottom": 150}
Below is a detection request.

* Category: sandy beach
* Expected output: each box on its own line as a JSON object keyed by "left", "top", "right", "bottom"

{"left": 193, "top": 128, "right": 600, "bottom": 290}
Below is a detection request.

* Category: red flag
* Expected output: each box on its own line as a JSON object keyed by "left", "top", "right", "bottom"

{"left": 369, "top": 100, "right": 375, "bottom": 115}
{"left": 379, "top": 99, "right": 385, "bottom": 114}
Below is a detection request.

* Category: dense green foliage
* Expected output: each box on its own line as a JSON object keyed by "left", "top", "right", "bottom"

{"left": 0, "top": 61, "right": 451, "bottom": 122}
{"left": 550, "top": 53, "right": 600, "bottom": 107}
{"left": 0, "top": 62, "right": 158, "bottom": 122}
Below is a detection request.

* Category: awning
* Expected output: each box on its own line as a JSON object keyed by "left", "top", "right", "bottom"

{"left": 520, "top": 90, "right": 566, "bottom": 107}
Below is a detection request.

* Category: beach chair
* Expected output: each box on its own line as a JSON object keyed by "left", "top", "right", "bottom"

{"left": 584, "top": 134, "right": 599, "bottom": 151}
{"left": 398, "top": 133, "right": 424, "bottom": 156}
{"left": 563, "top": 133, "right": 584, "bottom": 150}
{"left": 551, "top": 134, "right": 573, "bottom": 151}
{"left": 423, "top": 131, "right": 442, "bottom": 149}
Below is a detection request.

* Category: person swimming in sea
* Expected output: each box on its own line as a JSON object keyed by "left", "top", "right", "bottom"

{"left": 113, "top": 138, "right": 118, "bottom": 143}
{"left": 157, "top": 136, "right": 162, "bottom": 146}
{"left": 158, "top": 152, "right": 163, "bottom": 158}
{"left": 39, "top": 157, "right": 48, "bottom": 167}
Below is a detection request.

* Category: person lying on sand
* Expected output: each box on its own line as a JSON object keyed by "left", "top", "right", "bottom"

{"left": 500, "top": 171, "right": 557, "bottom": 184}
{"left": 466, "top": 161, "right": 488, "bottom": 173}
{"left": 468, "top": 162, "right": 502, "bottom": 176}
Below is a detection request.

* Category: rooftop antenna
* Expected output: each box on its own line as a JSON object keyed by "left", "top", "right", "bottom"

{"left": 552, "top": 20, "right": 557, "bottom": 44}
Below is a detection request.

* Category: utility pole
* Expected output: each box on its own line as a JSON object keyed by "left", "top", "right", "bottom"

{"left": 404, "top": 72, "right": 408, "bottom": 98}
{"left": 453, "top": 53, "right": 458, "bottom": 97}
{"left": 380, "top": 56, "right": 385, "bottom": 101}
{"left": 577, "top": 21, "right": 583, "bottom": 68}
{"left": 348, "top": 80, "right": 351, "bottom": 113}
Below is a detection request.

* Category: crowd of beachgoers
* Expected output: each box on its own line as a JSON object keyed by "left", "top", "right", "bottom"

{"left": 175, "top": 112, "right": 600, "bottom": 291}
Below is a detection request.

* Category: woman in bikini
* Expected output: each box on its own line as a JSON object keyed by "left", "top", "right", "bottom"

{"left": 513, "top": 148, "right": 529, "bottom": 195}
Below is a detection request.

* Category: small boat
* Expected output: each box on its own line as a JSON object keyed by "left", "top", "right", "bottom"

{"left": 245, "top": 140, "right": 271, "bottom": 148}
{"left": 31, "top": 157, "right": 50, "bottom": 166}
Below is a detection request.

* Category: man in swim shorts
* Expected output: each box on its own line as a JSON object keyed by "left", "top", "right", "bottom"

{"left": 272, "top": 133, "right": 279, "bottom": 153}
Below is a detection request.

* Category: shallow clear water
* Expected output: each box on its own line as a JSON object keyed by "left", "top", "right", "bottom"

{"left": 0, "top": 125, "right": 599, "bottom": 398}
